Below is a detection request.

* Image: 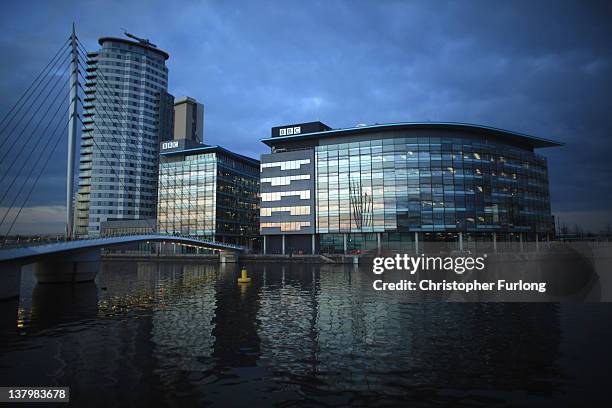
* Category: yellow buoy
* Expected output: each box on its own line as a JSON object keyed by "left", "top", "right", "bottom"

{"left": 238, "top": 268, "right": 251, "bottom": 283}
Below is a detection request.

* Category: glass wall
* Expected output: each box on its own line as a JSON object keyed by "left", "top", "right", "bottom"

{"left": 158, "top": 153, "right": 217, "bottom": 238}
{"left": 215, "top": 153, "right": 260, "bottom": 244}
{"left": 158, "top": 151, "right": 260, "bottom": 246}
{"left": 315, "top": 135, "right": 552, "bottom": 235}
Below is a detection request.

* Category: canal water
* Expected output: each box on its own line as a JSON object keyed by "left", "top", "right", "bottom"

{"left": 1, "top": 261, "right": 611, "bottom": 407}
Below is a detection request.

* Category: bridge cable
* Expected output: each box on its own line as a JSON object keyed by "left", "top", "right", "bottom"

{"left": 0, "top": 58, "right": 72, "bottom": 182}
{"left": 74, "top": 49, "right": 164, "bottom": 236}
{"left": 0, "top": 38, "right": 70, "bottom": 150}
{"left": 75, "top": 41, "right": 193, "bottom": 238}
{"left": 75, "top": 113, "right": 165, "bottom": 236}
{"left": 73, "top": 62, "right": 166, "bottom": 237}
{"left": 0, "top": 46, "right": 71, "bottom": 162}
{"left": 74, "top": 42, "right": 173, "bottom": 236}
{"left": 0, "top": 113, "right": 68, "bottom": 231}
{"left": 76, "top": 39, "right": 223, "bottom": 247}
{"left": 1, "top": 119, "right": 69, "bottom": 244}
{"left": 0, "top": 86, "right": 71, "bottom": 207}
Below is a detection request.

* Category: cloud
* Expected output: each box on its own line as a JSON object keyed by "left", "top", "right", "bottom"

{"left": 0, "top": 205, "right": 65, "bottom": 235}
{"left": 0, "top": 0, "right": 611, "bottom": 234}
{"left": 555, "top": 210, "right": 612, "bottom": 234}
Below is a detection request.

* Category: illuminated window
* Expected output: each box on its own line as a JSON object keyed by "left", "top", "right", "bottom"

{"left": 261, "top": 174, "right": 310, "bottom": 186}
{"left": 261, "top": 190, "right": 310, "bottom": 201}
{"left": 261, "top": 159, "right": 310, "bottom": 171}
{"left": 260, "top": 221, "right": 311, "bottom": 232}
{"left": 260, "top": 206, "right": 311, "bottom": 216}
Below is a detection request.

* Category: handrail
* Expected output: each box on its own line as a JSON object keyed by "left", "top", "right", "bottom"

{"left": 0, "top": 232, "right": 246, "bottom": 251}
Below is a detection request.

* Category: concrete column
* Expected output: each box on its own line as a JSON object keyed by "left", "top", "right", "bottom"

{"left": 311, "top": 234, "right": 316, "bottom": 254}
{"left": 263, "top": 235, "right": 267, "bottom": 255}
{"left": 343, "top": 233, "right": 348, "bottom": 255}
{"left": 414, "top": 232, "right": 419, "bottom": 254}
{"left": 377, "top": 233, "right": 382, "bottom": 255}
{"left": 219, "top": 251, "right": 239, "bottom": 263}
{"left": 173, "top": 243, "right": 176, "bottom": 254}
{"left": 459, "top": 232, "right": 464, "bottom": 252}
{"left": 34, "top": 260, "right": 99, "bottom": 283}
{"left": 0, "top": 262, "right": 22, "bottom": 300}
{"left": 535, "top": 233, "right": 539, "bottom": 252}
{"left": 519, "top": 233, "right": 524, "bottom": 252}
{"left": 282, "top": 234, "right": 286, "bottom": 255}
{"left": 493, "top": 232, "right": 497, "bottom": 253}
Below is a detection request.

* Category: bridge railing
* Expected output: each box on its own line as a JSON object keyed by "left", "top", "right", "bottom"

{"left": 0, "top": 231, "right": 245, "bottom": 251}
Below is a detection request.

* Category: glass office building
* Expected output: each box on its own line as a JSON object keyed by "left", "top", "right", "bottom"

{"left": 157, "top": 143, "right": 259, "bottom": 248}
{"left": 260, "top": 122, "right": 561, "bottom": 254}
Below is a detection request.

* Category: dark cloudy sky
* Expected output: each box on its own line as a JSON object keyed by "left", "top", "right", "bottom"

{"left": 0, "top": 0, "right": 611, "bottom": 234}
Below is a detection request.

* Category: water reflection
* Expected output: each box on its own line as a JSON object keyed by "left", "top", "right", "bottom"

{"left": 0, "top": 299, "right": 18, "bottom": 336}
{"left": 0, "top": 260, "right": 603, "bottom": 406}
{"left": 30, "top": 282, "right": 99, "bottom": 332}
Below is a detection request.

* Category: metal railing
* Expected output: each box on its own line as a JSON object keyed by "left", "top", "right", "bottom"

{"left": 0, "top": 231, "right": 245, "bottom": 251}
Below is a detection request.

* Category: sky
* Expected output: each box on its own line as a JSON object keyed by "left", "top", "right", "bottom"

{"left": 0, "top": 0, "right": 611, "bottom": 234}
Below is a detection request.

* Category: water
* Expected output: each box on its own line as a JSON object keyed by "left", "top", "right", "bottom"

{"left": 1, "top": 261, "right": 611, "bottom": 406}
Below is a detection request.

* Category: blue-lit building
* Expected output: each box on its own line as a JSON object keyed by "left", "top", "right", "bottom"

{"left": 260, "top": 121, "right": 561, "bottom": 254}
{"left": 157, "top": 141, "right": 260, "bottom": 248}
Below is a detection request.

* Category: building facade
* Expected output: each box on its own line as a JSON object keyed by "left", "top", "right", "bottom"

{"left": 260, "top": 122, "right": 561, "bottom": 254}
{"left": 75, "top": 36, "right": 172, "bottom": 237}
{"left": 157, "top": 143, "right": 260, "bottom": 247}
{"left": 172, "top": 96, "right": 204, "bottom": 144}
{"left": 99, "top": 218, "right": 158, "bottom": 237}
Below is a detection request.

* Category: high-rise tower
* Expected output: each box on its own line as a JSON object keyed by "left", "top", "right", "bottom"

{"left": 172, "top": 96, "right": 204, "bottom": 144}
{"left": 75, "top": 34, "right": 172, "bottom": 237}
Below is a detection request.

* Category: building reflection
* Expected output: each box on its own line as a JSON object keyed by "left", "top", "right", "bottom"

{"left": 256, "top": 264, "right": 319, "bottom": 380}
{"left": 0, "top": 298, "right": 19, "bottom": 337}
{"left": 29, "top": 281, "right": 99, "bottom": 330}
{"left": 1, "top": 260, "right": 563, "bottom": 406}
{"left": 250, "top": 264, "right": 562, "bottom": 403}
{"left": 149, "top": 262, "right": 218, "bottom": 388}
{"left": 211, "top": 263, "right": 262, "bottom": 369}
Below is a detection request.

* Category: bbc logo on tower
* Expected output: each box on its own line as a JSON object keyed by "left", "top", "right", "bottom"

{"left": 279, "top": 126, "right": 301, "bottom": 136}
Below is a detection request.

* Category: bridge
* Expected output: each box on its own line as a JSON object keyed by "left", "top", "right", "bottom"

{"left": 0, "top": 234, "right": 245, "bottom": 300}
{"left": 0, "top": 28, "right": 250, "bottom": 300}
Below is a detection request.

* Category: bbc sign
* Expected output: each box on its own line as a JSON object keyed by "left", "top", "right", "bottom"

{"left": 279, "top": 126, "right": 301, "bottom": 136}
{"left": 162, "top": 141, "right": 179, "bottom": 150}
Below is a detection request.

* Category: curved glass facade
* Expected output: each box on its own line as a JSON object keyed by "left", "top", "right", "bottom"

{"left": 260, "top": 122, "right": 559, "bottom": 254}
{"left": 315, "top": 134, "right": 552, "bottom": 235}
